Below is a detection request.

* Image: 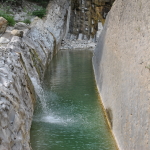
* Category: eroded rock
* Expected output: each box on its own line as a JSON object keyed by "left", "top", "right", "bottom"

{"left": 0, "top": 37, "right": 10, "bottom": 44}
{"left": 11, "top": 30, "right": 24, "bottom": 37}
{"left": 14, "top": 22, "right": 29, "bottom": 30}
{"left": 0, "top": 17, "right": 7, "bottom": 34}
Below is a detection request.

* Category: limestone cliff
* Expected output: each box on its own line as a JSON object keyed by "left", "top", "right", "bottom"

{"left": 93, "top": 0, "right": 150, "bottom": 149}
{"left": 68, "top": 0, "right": 114, "bottom": 40}
{"left": 0, "top": 0, "right": 69, "bottom": 149}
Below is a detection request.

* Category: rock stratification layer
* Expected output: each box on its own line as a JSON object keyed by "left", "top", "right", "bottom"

{"left": 93, "top": 0, "right": 150, "bottom": 149}
{"left": 0, "top": 0, "right": 69, "bottom": 149}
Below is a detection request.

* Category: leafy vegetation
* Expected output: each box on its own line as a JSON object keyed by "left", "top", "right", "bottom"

{"left": 23, "top": 19, "right": 31, "bottom": 24}
{"left": 32, "top": 8, "right": 46, "bottom": 18}
{"left": 0, "top": 0, "right": 48, "bottom": 26}
{"left": 0, "top": 10, "right": 15, "bottom": 26}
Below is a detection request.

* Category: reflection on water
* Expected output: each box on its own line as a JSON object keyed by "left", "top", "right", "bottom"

{"left": 30, "top": 50, "right": 117, "bottom": 150}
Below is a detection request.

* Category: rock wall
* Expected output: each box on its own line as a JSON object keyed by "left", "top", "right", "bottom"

{"left": 68, "top": 0, "right": 114, "bottom": 40}
{"left": 0, "top": 0, "right": 69, "bottom": 149}
{"left": 93, "top": 0, "right": 150, "bottom": 149}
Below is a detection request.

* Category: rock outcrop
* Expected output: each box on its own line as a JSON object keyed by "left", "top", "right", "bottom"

{"left": 0, "top": 37, "right": 10, "bottom": 44}
{"left": 14, "top": 22, "right": 29, "bottom": 30}
{"left": 68, "top": 0, "right": 114, "bottom": 40}
{"left": 0, "top": 17, "right": 7, "bottom": 34}
{"left": 0, "top": 0, "right": 70, "bottom": 149}
{"left": 11, "top": 30, "right": 24, "bottom": 37}
{"left": 93, "top": 0, "right": 150, "bottom": 149}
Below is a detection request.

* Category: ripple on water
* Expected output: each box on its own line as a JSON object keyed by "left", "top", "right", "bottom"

{"left": 31, "top": 50, "right": 118, "bottom": 150}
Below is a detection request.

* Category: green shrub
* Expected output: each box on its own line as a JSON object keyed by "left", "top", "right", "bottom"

{"left": 32, "top": 8, "right": 46, "bottom": 18}
{"left": 23, "top": 19, "right": 31, "bottom": 24}
{"left": 0, "top": 11, "right": 15, "bottom": 26}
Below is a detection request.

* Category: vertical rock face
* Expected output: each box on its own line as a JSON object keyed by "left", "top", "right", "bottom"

{"left": 93, "top": 0, "right": 150, "bottom": 149}
{"left": 0, "top": 46, "right": 36, "bottom": 150}
{"left": 0, "top": 0, "right": 70, "bottom": 149}
{"left": 68, "top": 0, "right": 114, "bottom": 40}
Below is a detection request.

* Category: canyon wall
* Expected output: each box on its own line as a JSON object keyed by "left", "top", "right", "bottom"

{"left": 0, "top": 0, "right": 69, "bottom": 149}
{"left": 93, "top": 0, "right": 150, "bottom": 149}
{"left": 68, "top": 0, "right": 114, "bottom": 40}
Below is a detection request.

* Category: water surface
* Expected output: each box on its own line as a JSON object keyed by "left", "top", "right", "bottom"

{"left": 31, "top": 50, "right": 117, "bottom": 150}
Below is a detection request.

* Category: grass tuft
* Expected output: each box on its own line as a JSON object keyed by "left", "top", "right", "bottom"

{"left": 23, "top": 19, "right": 31, "bottom": 24}
{"left": 32, "top": 8, "right": 46, "bottom": 18}
{"left": 0, "top": 10, "right": 15, "bottom": 26}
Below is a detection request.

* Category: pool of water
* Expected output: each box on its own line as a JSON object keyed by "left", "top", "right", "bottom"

{"left": 30, "top": 50, "right": 117, "bottom": 150}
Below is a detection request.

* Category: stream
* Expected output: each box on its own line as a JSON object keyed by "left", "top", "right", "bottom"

{"left": 30, "top": 50, "right": 117, "bottom": 150}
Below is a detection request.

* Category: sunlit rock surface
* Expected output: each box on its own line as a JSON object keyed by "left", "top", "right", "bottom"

{"left": 93, "top": 0, "right": 150, "bottom": 149}
{"left": 0, "top": 17, "right": 7, "bottom": 34}
{"left": 0, "top": 0, "right": 69, "bottom": 149}
{"left": 0, "top": 46, "right": 36, "bottom": 150}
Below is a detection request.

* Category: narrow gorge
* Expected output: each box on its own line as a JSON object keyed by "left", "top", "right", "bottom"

{"left": 0, "top": 0, "right": 149, "bottom": 150}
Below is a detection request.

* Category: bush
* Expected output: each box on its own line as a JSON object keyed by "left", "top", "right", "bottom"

{"left": 32, "top": 8, "right": 46, "bottom": 18}
{"left": 23, "top": 19, "right": 31, "bottom": 24}
{"left": 0, "top": 11, "right": 15, "bottom": 26}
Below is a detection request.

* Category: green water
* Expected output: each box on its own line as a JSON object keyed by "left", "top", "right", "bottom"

{"left": 30, "top": 50, "right": 117, "bottom": 150}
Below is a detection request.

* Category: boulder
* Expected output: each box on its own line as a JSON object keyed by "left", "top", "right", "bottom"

{"left": 0, "top": 17, "right": 8, "bottom": 34}
{"left": 11, "top": 30, "right": 23, "bottom": 37}
{"left": 0, "top": 37, "right": 10, "bottom": 44}
{"left": 14, "top": 22, "right": 29, "bottom": 30}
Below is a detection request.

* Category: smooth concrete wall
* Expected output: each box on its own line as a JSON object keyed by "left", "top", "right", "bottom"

{"left": 93, "top": 0, "right": 150, "bottom": 149}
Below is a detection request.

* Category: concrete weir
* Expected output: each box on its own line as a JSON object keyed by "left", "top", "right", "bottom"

{"left": 0, "top": 0, "right": 70, "bottom": 149}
